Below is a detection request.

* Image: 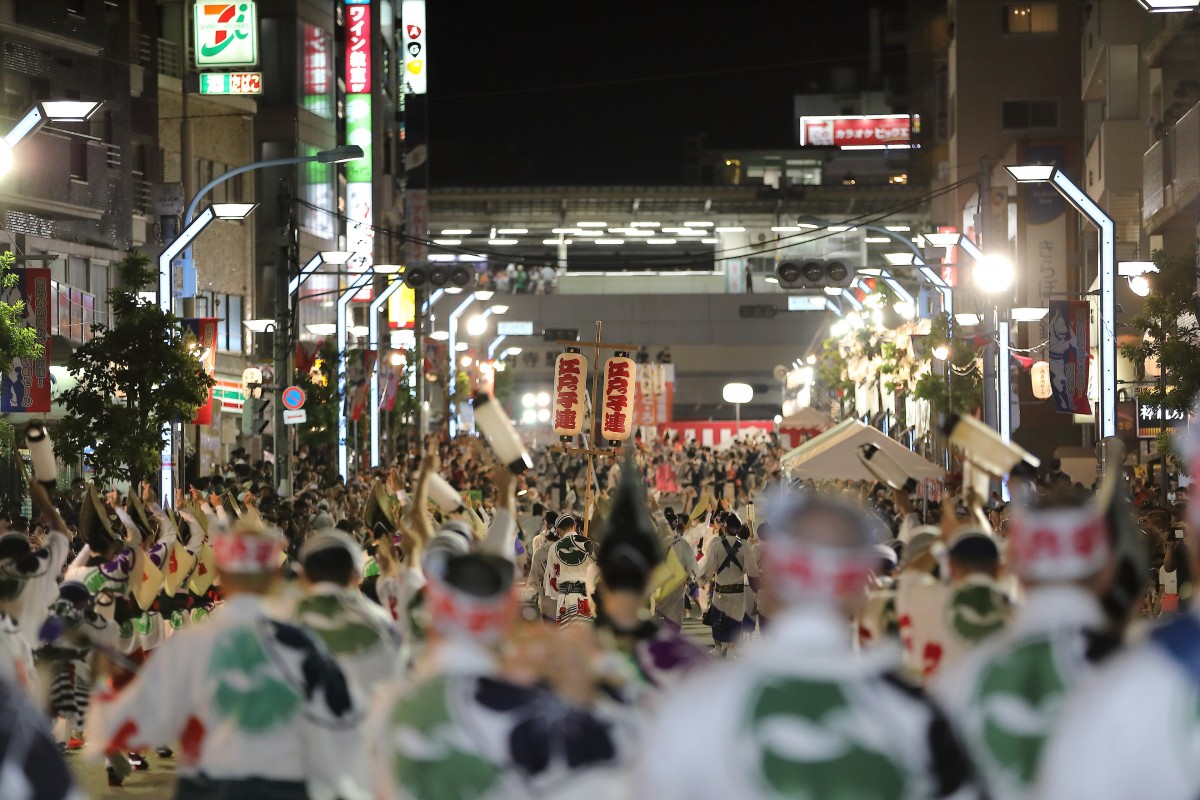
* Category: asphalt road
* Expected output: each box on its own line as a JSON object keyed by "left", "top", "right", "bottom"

{"left": 70, "top": 750, "right": 177, "bottom": 798}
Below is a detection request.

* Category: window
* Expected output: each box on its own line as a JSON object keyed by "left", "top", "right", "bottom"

{"left": 198, "top": 291, "right": 246, "bottom": 353}
{"left": 1003, "top": 3, "right": 1057, "bottom": 34}
{"left": 1002, "top": 99, "right": 1058, "bottom": 130}
{"left": 69, "top": 139, "right": 87, "bottom": 180}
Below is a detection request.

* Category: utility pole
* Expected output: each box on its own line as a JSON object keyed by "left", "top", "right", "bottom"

{"left": 979, "top": 156, "right": 999, "bottom": 433}
{"left": 414, "top": 288, "right": 425, "bottom": 439}
{"left": 274, "top": 180, "right": 295, "bottom": 494}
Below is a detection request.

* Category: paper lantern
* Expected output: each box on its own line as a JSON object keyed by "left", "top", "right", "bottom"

{"left": 1031, "top": 360, "right": 1052, "bottom": 400}
{"left": 601, "top": 355, "right": 636, "bottom": 442}
{"left": 552, "top": 350, "right": 587, "bottom": 440}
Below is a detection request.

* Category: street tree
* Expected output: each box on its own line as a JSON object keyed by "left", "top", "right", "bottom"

{"left": 0, "top": 250, "right": 44, "bottom": 375}
{"left": 56, "top": 251, "right": 214, "bottom": 485}
{"left": 1119, "top": 249, "right": 1200, "bottom": 457}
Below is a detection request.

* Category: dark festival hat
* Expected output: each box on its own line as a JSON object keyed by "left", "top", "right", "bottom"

{"left": 596, "top": 452, "right": 662, "bottom": 591}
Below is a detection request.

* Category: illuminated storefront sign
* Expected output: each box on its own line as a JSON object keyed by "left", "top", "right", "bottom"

{"left": 388, "top": 285, "right": 416, "bottom": 330}
{"left": 401, "top": 0, "right": 427, "bottom": 94}
{"left": 194, "top": 2, "right": 258, "bottom": 67}
{"left": 198, "top": 71, "right": 262, "bottom": 95}
{"left": 798, "top": 115, "right": 912, "bottom": 149}
{"left": 302, "top": 24, "right": 333, "bottom": 118}
{"left": 345, "top": 1, "right": 373, "bottom": 297}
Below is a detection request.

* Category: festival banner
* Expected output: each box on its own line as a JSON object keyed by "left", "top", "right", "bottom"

{"left": 552, "top": 350, "right": 587, "bottom": 439}
{"left": 350, "top": 349, "right": 377, "bottom": 421}
{"left": 601, "top": 355, "right": 636, "bottom": 441}
{"left": 182, "top": 318, "right": 219, "bottom": 425}
{"left": 2, "top": 268, "right": 51, "bottom": 413}
{"left": 633, "top": 363, "right": 675, "bottom": 426}
{"left": 1047, "top": 299, "right": 1091, "bottom": 415}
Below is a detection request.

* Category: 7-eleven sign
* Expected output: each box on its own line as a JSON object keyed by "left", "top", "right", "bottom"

{"left": 194, "top": 2, "right": 259, "bottom": 67}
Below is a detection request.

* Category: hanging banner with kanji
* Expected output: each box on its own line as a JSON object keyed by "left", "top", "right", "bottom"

{"left": 601, "top": 355, "right": 636, "bottom": 441}
{"left": 182, "top": 318, "right": 218, "bottom": 425}
{"left": 1047, "top": 299, "right": 1091, "bottom": 415}
{"left": 1, "top": 267, "right": 51, "bottom": 413}
{"left": 633, "top": 363, "right": 675, "bottom": 426}
{"left": 552, "top": 350, "right": 587, "bottom": 439}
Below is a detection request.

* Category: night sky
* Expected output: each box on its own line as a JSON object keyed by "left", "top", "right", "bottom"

{"left": 425, "top": 1, "right": 876, "bottom": 186}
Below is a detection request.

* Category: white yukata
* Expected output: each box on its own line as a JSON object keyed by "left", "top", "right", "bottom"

{"left": 699, "top": 534, "right": 757, "bottom": 644}
{"left": 638, "top": 606, "right": 979, "bottom": 799}
{"left": 897, "top": 573, "right": 1012, "bottom": 683}
{"left": 545, "top": 533, "right": 596, "bottom": 625}
{"left": 933, "top": 585, "right": 1116, "bottom": 800}
{"left": 376, "top": 566, "right": 428, "bottom": 666}
{"left": 0, "top": 527, "right": 71, "bottom": 697}
{"left": 87, "top": 594, "right": 368, "bottom": 800}
{"left": 296, "top": 583, "right": 402, "bottom": 697}
{"left": 369, "top": 637, "right": 630, "bottom": 800}
{"left": 1037, "top": 609, "right": 1200, "bottom": 800}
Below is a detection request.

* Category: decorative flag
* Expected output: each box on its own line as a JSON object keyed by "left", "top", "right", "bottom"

{"left": 350, "top": 349, "right": 377, "bottom": 421}
{"left": 1047, "top": 300, "right": 1091, "bottom": 415}
{"left": 601, "top": 355, "right": 636, "bottom": 442}
{"left": 182, "top": 317, "right": 219, "bottom": 424}
{"left": 552, "top": 350, "right": 587, "bottom": 439}
{"left": 381, "top": 370, "right": 399, "bottom": 411}
{"left": 1, "top": 267, "right": 51, "bottom": 413}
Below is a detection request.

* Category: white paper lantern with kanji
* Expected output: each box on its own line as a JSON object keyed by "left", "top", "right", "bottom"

{"left": 552, "top": 351, "right": 587, "bottom": 439}
{"left": 1031, "top": 360, "right": 1052, "bottom": 399}
{"left": 601, "top": 355, "right": 636, "bottom": 442}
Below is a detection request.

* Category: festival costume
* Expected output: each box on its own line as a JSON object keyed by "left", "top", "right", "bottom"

{"left": 0, "top": 678, "right": 85, "bottom": 800}
{"left": 544, "top": 532, "right": 596, "bottom": 625}
{"left": 652, "top": 532, "right": 699, "bottom": 628}
{"left": 296, "top": 583, "right": 401, "bottom": 697}
{"left": 87, "top": 515, "right": 368, "bottom": 800}
{"left": 699, "top": 533, "right": 757, "bottom": 643}
{"left": 639, "top": 606, "right": 977, "bottom": 799}
{"left": 897, "top": 573, "right": 1011, "bottom": 682}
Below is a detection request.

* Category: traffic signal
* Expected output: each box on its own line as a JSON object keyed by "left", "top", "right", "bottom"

{"left": 403, "top": 263, "right": 475, "bottom": 290}
{"left": 775, "top": 259, "right": 854, "bottom": 290}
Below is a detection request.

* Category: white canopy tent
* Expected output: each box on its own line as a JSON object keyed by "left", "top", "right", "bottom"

{"left": 779, "top": 407, "right": 835, "bottom": 431}
{"left": 780, "top": 418, "right": 944, "bottom": 482}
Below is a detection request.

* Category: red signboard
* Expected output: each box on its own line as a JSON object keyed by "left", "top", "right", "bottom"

{"left": 303, "top": 24, "right": 329, "bottom": 95}
{"left": 799, "top": 115, "right": 911, "bottom": 148}
{"left": 552, "top": 351, "right": 587, "bottom": 439}
{"left": 345, "top": 4, "right": 371, "bottom": 94}
{"left": 601, "top": 356, "right": 636, "bottom": 442}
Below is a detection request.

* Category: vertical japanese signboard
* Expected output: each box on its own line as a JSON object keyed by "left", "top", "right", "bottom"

{"left": 345, "top": 0, "right": 373, "bottom": 298}
{"left": 1047, "top": 299, "right": 1092, "bottom": 415}
{"left": 401, "top": 0, "right": 427, "bottom": 94}
{"left": 601, "top": 356, "right": 636, "bottom": 442}
{"left": 183, "top": 318, "right": 219, "bottom": 425}
{"left": 1, "top": 268, "right": 50, "bottom": 413}
{"left": 552, "top": 351, "right": 587, "bottom": 439}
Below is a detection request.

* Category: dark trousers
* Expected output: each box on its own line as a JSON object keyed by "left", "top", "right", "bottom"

{"left": 175, "top": 775, "right": 309, "bottom": 800}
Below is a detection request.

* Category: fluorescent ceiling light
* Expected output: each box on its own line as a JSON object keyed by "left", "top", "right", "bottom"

{"left": 577, "top": 221, "right": 608, "bottom": 228}
{"left": 373, "top": 264, "right": 401, "bottom": 273}
{"left": 630, "top": 221, "right": 661, "bottom": 227}
{"left": 551, "top": 228, "right": 581, "bottom": 234}
{"left": 496, "top": 228, "right": 528, "bottom": 234}
{"left": 433, "top": 239, "right": 461, "bottom": 246}
{"left": 543, "top": 238, "right": 570, "bottom": 245}
{"left": 955, "top": 313, "right": 982, "bottom": 326}
{"left": 677, "top": 229, "right": 705, "bottom": 236}
{"left": 490, "top": 305, "right": 509, "bottom": 314}
{"left": 441, "top": 229, "right": 471, "bottom": 235}
{"left": 684, "top": 221, "right": 714, "bottom": 227}
{"left": 320, "top": 251, "right": 353, "bottom": 264}
{"left": 306, "top": 323, "right": 337, "bottom": 335}
{"left": 243, "top": 319, "right": 274, "bottom": 333}
{"left": 1011, "top": 307, "right": 1050, "bottom": 321}
{"left": 594, "top": 238, "right": 624, "bottom": 244}
{"left": 625, "top": 230, "right": 652, "bottom": 237}
{"left": 857, "top": 268, "right": 884, "bottom": 276}
{"left": 922, "top": 232, "right": 962, "bottom": 247}
{"left": 40, "top": 100, "right": 103, "bottom": 122}
{"left": 576, "top": 230, "right": 602, "bottom": 237}
{"left": 212, "top": 203, "right": 257, "bottom": 219}
{"left": 715, "top": 226, "right": 745, "bottom": 232}
{"left": 771, "top": 226, "right": 800, "bottom": 232}
{"left": 884, "top": 252, "right": 915, "bottom": 266}
{"left": 1004, "top": 164, "right": 1057, "bottom": 183}
{"left": 1136, "top": 0, "right": 1199, "bottom": 11}
{"left": 798, "top": 223, "right": 820, "bottom": 229}
{"left": 885, "top": 225, "right": 911, "bottom": 232}
{"left": 701, "top": 238, "right": 719, "bottom": 244}
{"left": 864, "top": 237, "right": 890, "bottom": 243}
{"left": 428, "top": 330, "right": 450, "bottom": 341}
{"left": 488, "top": 239, "right": 518, "bottom": 245}
{"left": 1117, "top": 260, "right": 1159, "bottom": 277}
{"left": 647, "top": 238, "right": 676, "bottom": 244}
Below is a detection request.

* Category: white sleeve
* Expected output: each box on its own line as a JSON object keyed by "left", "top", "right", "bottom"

{"left": 18, "top": 529, "right": 70, "bottom": 637}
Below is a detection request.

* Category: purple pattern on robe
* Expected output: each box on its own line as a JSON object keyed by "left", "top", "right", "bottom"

{"left": 634, "top": 625, "right": 708, "bottom": 687}
{"left": 147, "top": 542, "right": 169, "bottom": 570}
{"left": 98, "top": 547, "right": 134, "bottom": 581}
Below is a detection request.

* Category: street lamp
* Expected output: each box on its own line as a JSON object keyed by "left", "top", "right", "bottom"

{"left": 723, "top": 382, "right": 754, "bottom": 433}
{"left": 1004, "top": 163, "right": 1116, "bottom": 439}
{"left": 338, "top": 271, "right": 375, "bottom": 479}
{"left": 1135, "top": 0, "right": 1199, "bottom": 10}
{"left": 288, "top": 250, "right": 354, "bottom": 295}
{"left": 157, "top": 202, "right": 257, "bottom": 502}
{"left": 0, "top": 100, "right": 104, "bottom": 177}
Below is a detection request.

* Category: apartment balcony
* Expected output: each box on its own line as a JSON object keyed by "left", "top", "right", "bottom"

{"left": 1086, "top": 119, "right": 1145, "bottom": 201}
{"left": 1145, "top": 98, "right": 1200, "bottom": 233}
{"left": 1081, "top": 2, "right": 1143, "bottom": 103}
{"left": 51, "top": 282, "right": 104, "bottom": 346}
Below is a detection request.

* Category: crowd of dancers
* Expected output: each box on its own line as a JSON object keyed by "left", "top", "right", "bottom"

{"left": 0, "top": 409, "right": 1198, "bottom": 799}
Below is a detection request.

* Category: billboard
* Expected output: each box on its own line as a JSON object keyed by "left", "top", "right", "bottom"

{"left": 1, "top": 268, "right": 51, "bottom": 413}
{"left": 198, "top": 72, "right": 262, "bottom": 95}
{"left": 401, "top": 0, "right": 427, "bottom": 94}
{"left": 798, "top": 115, "right": 911, "bottom": 148}
{"left": 345, "top": 1, "right": 373, "bottom": 298}
{"left": 194, "top": 2, "right": 258, "bottom": 67}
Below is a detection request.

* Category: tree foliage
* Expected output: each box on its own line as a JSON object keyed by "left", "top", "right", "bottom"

{"left": 55, "top": 251, "right": 214, "bottom": 485}
{"left": 912, "top": 313, "right": 984, "bottom": 418}
{"left": 0, "top": 250, "right": 45, "bottom": 373}
{"left": 296, "top": 340, "right": 339, "bottom": 455}
{"left": 1119, "top": 248, "right": 1200, "bottom": 456}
